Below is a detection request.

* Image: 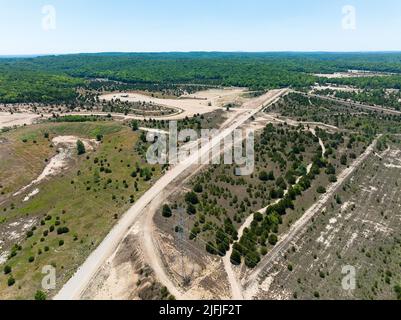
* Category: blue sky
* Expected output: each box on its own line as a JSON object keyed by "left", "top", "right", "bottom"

{"left": 0, "top": 0, "right": 400, "bottom": 55}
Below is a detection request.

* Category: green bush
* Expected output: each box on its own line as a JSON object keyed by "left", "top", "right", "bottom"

{"left": 7, "top": 276, "right": 15, "bottom": 287}
{"left": 3, "top": 265, "right": 12, "bottom": 275}
{"left": 131, "top": 120, "right": 139, "bottom": 131}
{"left": 77, "top": 140, "right": 86, "bottom": 155}
{"left": 206, "top": 242, "right": 217, "bottom": 255}
{"left": 162, "top": 204, "right": 172, "bottom": 218}
{"left": 185, "top": 192, "right": 199, "bottom": 205}
{"left": 268, "top": 234, "right": 278, "bottom": 246}
{"left": 187, "top": 203, "right": 197, "bottom": 215}
{"left": 34, "top": 290, "right": 47, "bottom": 300}
{"left": 230, "top": 249, "right": 242, "bottom": 266}
{"left": 193, "top": 184, "right": 203, "bottom": 193}
{"left": 57, "top": 227, "right": 70, "bottom": 235}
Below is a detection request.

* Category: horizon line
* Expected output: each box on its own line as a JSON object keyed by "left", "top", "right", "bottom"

{"left": 2, "top": 50, "right": 401, "bottom": 58}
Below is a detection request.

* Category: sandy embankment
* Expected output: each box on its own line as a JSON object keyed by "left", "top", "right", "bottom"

{"left": 13, "top": 136, "right": 98, "bottom": 198}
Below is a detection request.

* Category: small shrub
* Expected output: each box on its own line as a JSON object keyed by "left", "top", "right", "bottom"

{"left": 162, "top": 204, "right": 172, "bottom": 218}
{"left": 3, "top": 265, "right": 12, "bottom": 275}
{"left": 77, "top": 140, "right": 86, "bottom": 155}
{"left": 7, "top": 276, "right": 15, "bottom": 287}
{"left": 34, "top": 290, "right": 47, "bottom": 300}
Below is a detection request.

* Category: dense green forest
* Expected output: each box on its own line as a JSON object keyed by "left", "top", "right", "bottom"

{"left": 1, "top": 52, "right": 401, "bottom": 103}
{"left": 0, "top": 62, "right": 83, "bottom": 103}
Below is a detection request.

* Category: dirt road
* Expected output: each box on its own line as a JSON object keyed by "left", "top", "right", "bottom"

{"left": 99, "top": 88, "right": 246, "bottom": 120}
{"left": 54, "top": 89, "right": 288, "bottom": 300}
{"left": 243, "top": 135, "right": 380, "bottom": 294}
{"left": 303, "top": 92, "right": 401, "bottom": 116}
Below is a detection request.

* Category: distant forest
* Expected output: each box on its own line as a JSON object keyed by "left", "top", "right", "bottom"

{"left": 1, "top": 52, "right": 401, "bottom": 103}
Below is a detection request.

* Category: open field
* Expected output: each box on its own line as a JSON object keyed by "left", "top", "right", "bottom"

{"left": 99, "top": 88, "right": 246, "bottom": 120}
{"left": 0, "top": 112, "right": 42, "bottom": 130}
{"left": 0, "top": 120, "right": 163, "bottom": 299}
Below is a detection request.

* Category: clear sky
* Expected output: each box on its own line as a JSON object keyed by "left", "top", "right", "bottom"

{"left": 0, "top": 0, "right": 400, "bottom": 55}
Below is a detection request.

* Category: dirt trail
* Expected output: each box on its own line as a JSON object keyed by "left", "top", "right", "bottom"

{"left": 99, "top": 88, "right": 246, "bottom": 120}
{"left": 303, "top": 92, "right": 401, "bottom": 116}
{"left": 243, "top": 135, "right": 380, "bottom": 293}
{"left": 222, "top": 147, "right": 315, "bottom": 299}
{"left": 309, "top": 128, "right": 326, "bottom": 158}
{"left": 54, "top": 89, "right": 289, "bottom": 300}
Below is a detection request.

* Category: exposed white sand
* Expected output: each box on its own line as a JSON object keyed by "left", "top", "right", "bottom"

{"left": 99, "top": 88, "right": 246, "bottom": 120}
{"left": 14, "top": 136, "right": 98, "bottom": 197}
{"left": 312, "top": 85, "right": 361, "bottom": 93}
{"left": 23, "top": 188, "right": 40, "bottom": 202}
{"left": 0, "top": 112, "right": 41, "bottom": 130}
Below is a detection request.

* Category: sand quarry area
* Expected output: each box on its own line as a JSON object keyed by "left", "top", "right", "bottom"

{"left": 99, "top": 88, "right": 247, "bottom": 119}
{"left": 0, "top": 112, "right": 42, "bottom": 130}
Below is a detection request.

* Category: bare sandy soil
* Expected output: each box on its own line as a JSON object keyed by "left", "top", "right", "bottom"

{"left": 0, "top": 217, "right": 38, "bottom": 265}
{"left": 312, "top": 85, "right": 361, "bottom": 93}
{"left": 13, "top": 136, "right": 98, "bottom": 197}
{"left": 0, "top": 112, "right": 42, "bottom": 130}
{"left": 314, "top": 70, "right": 394, "bottom": 79}
{"left": 99, "top": 88, "right": 246, "bottom": 120}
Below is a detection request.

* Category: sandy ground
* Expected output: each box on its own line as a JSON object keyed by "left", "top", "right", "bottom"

{"left": 0, "top": 217, "right": 38, "bottom": 265}
{"left": 312, "top": 85, "right": 361, "bottom": 93}
{"left": 0, "top": 89, "right": 247, "bottom": 129}
{"left": 0, "top": 112, "right": 42, "bottom": 130}
{"left": 99, "top": 88, "right": 246, "bottom": 120}
{"left": 243, "top": 135, "right": 381, "bottom": 295}
{"left": 54, "top": 89, "right": 288, "bottom": 300}
{"left": 13, "top": 136, "right": 98, "bottom": 197}
{"left": 314, "top": 70, "right": 393, "bottom": 79}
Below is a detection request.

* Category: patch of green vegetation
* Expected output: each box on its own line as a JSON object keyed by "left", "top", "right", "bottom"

{"left": 50, "top": 115, "right": 108, "bottom": 123}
